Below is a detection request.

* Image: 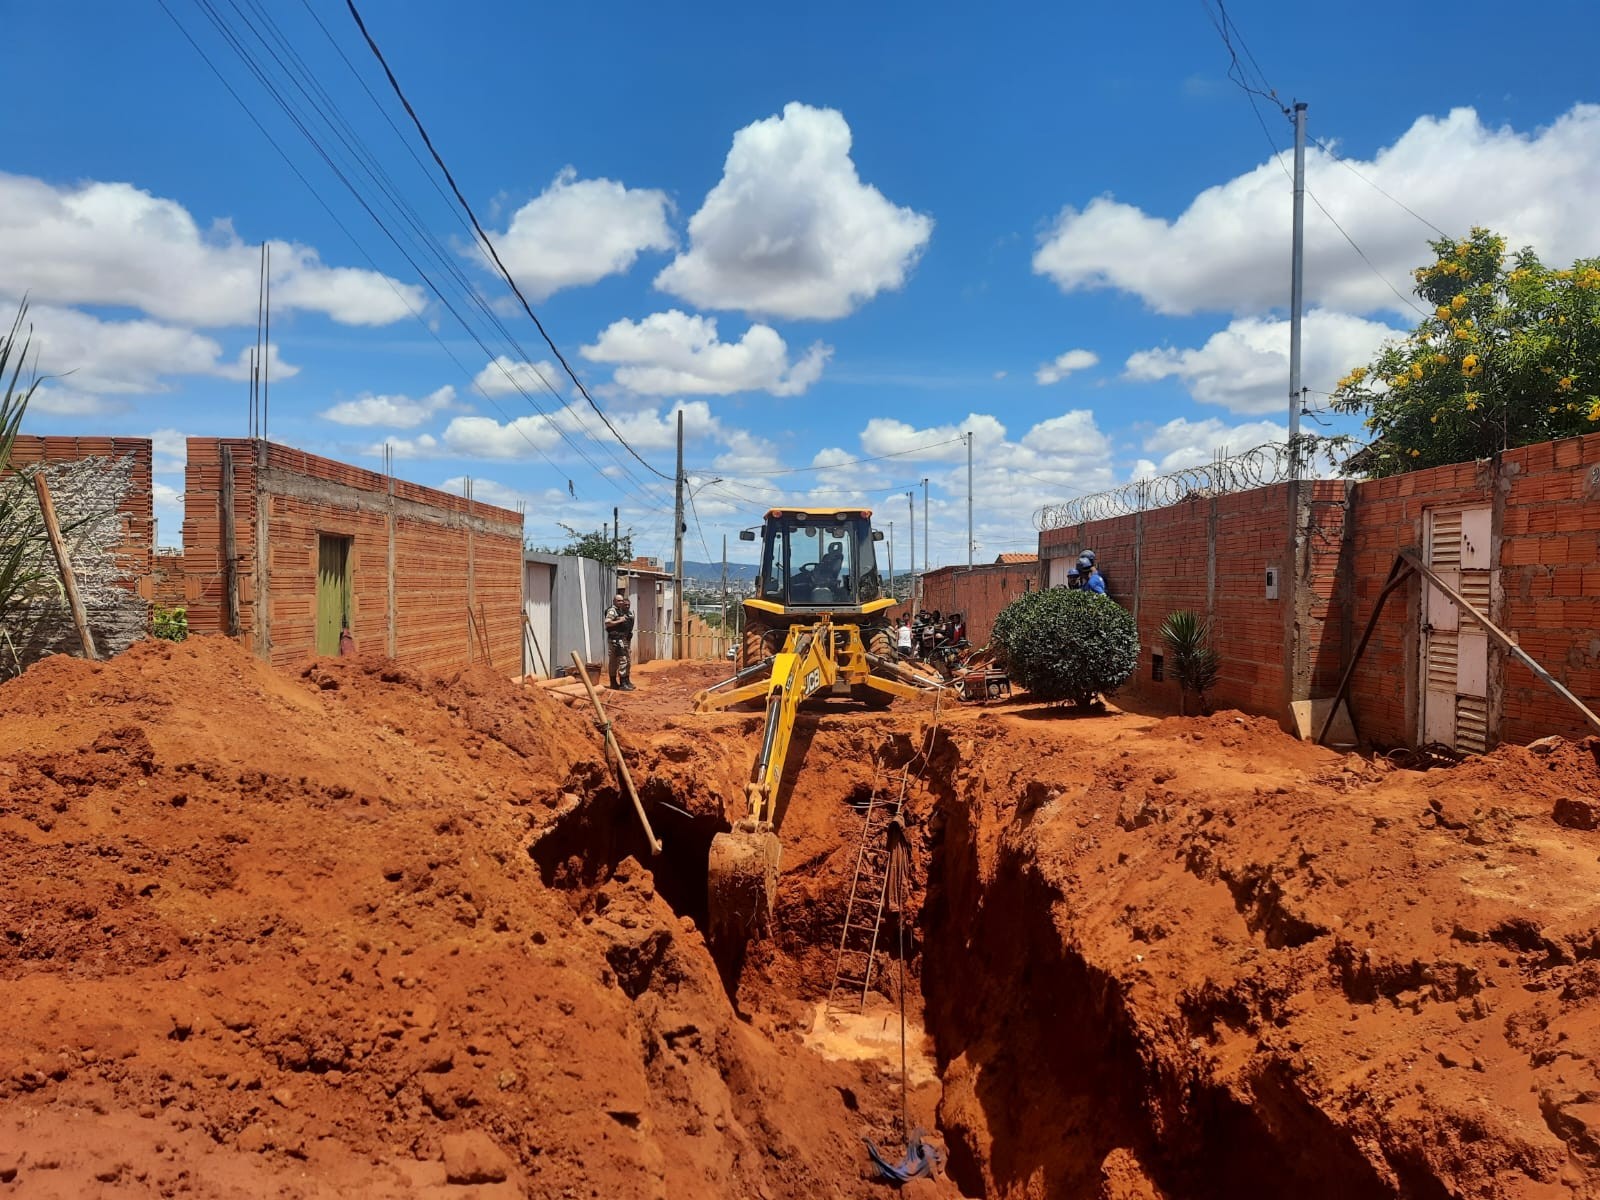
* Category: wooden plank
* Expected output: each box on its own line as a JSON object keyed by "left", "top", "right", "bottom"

{"left": 31, "top": 472, "right": 99, "bottom": 661}
{"left": 570, "top": 651, "right": 660, "bottom": 856}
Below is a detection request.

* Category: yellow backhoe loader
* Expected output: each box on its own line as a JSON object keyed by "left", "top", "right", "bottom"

{"left": 693, "top": 507, "right": 943, "bottom": 952}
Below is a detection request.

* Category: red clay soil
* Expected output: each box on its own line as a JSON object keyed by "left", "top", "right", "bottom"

{"left": 922, "top": 703, "right": 1600, "bottom": 1199}
{"left": 0, "top": 638, "right": 955, "bottom": 1198}
{"left": 10, "top": 640, "right": 1600, "bottom": 1199}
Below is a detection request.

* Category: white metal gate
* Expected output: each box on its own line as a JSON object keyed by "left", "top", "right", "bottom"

{"left": 1048, "top": 556, "right": 1076, "bottom": 588}
{"left": 1421, "top": 506, "right": 1492, "bottom": 753}
{"left": 523, "top": 562, "right": 554, "bottom": 677}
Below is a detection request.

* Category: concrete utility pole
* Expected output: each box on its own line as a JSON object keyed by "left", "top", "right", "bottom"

{"left": 966, "top": 431, "right": 974, "bottom": 571}
{"left": 673, "top": 410, "right": 685, "bottom": 659}
{"left": 922, "top": 477, "right": 929, "bottom": 576}
{"left": 613, "top": 506, "right": 619, "bottom": 562}
{"left": 1288, "top": 101, "right": 1308, "bottom": 478}
{"left": 887, "top": 520, "right": 895, "bottom": 603}
{"left": 906, "top": 490, "right": 916, "bottom": 617}
{"left": 720, "top": 533, "right": 728, "bottom": 655}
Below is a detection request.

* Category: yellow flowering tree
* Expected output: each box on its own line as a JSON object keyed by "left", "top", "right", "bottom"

{"left": 1331, "top": 228, "right": 1600, "bottom": 475}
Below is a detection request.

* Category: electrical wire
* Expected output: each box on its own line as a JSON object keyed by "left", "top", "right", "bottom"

{"left": 196, "top": 0, "right": 665, "bottom": 502}
{"left": 165, "top": 0, "right": 674, "bottom": 508}
{"left": 1310, "top": 136, "right": 1449, "bottom": 238}
{"left": 1199, "top": 0, "right": 1429, "bottom": 319}
{"left": 343, "top": 0, "right": 672, "bottom": 482}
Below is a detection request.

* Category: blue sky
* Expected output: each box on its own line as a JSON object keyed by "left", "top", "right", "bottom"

{"left": 7, "top": 1, "right": 1598, "bottom": 564}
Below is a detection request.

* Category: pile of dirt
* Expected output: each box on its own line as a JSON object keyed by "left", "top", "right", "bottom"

{"left": 923, "top": 708, "right": 1600, "bottom": 1198}
{"left": 0, "top": 638, "right": 951, "bottom": 1197}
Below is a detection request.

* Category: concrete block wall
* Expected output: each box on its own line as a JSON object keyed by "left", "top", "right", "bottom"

{"left": 184, "top": 438, "right": 523, "bottom": 674}
{"left": 5, "top": 436, "right": 154, "bottom": 669}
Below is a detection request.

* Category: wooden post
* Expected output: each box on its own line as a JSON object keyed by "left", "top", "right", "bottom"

{"left": 221, "top": 445, "right": 240, "bottom": 637}
{"left": 570, "top": 651, "right": 661, "bottom": 855}
{"left": 31, "top": 472, "right": 99, "bottom": 661}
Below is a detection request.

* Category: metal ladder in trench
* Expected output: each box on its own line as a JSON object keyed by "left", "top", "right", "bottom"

{"left": 824, "top": 765, "right": 906, "bottom": 1013}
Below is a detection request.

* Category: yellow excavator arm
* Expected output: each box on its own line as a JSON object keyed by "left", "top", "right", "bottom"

{"left": 742, "top": 620, "right": 838, "bottom": 828}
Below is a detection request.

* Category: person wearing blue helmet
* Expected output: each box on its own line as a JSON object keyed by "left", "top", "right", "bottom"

{"left": 1077, "top": 550, "right": 1106, "bottom": 596}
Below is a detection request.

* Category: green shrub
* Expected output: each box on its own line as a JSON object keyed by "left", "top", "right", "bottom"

{"left": 152, "top": 605, "right": 188, "bottom": 642}
{"left": 1159, "top": 610, "right": 1220, "bottom": 715}
{"left": 992, "top": 587, "right": 1139, "bottom": 706}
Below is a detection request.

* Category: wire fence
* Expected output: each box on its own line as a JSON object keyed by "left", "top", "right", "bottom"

{"left": 1033, "top": 437, "right": 1353, "bottom": 531}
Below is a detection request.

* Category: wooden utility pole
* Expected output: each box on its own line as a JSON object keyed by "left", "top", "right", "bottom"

{"left": 32, "top": 472, "right": 99, "bottom": 661}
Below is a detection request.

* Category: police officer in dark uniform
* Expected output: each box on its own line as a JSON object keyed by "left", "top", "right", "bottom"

{"left": 604, "top": 592, "right": 635, "bottom": 690}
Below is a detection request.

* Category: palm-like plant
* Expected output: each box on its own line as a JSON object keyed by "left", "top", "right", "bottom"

{"left": 0, "top": 301, "right": 49, "bottom": 667}
{"left": 1160, "top": 610, "right": 1221, "bottom": 716}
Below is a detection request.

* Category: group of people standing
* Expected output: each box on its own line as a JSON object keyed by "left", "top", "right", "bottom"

{"left": 893, "top": 609, "right": 966, "bottom": 661}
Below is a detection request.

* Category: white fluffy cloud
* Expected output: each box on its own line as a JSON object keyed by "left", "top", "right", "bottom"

{"left": 1123, "top": 309, "right": 1401, "bottom": 414}
{"left": 1130, "top": 416, "right": 1290, "bottom": 478}
{"left": 321, "top": 386, "right": 456, "bottom": 428}
{"left": 472, "top": 356, "right": 563, "bottom": 398}
{"left": 20, "top": 303, "right": 298, "bottom": 409}
{"left": 384, "top": 400, "right": 720, "bottom": 461}
{"left": 1035, "top": 104, "right": 1600, "bottom": 317}
{"left": 1035, "top": 348, "right": 1099, "bottom": 385}
{"left": 582, "top": 310, "right": 830, "bottom": 397}
{"left": 655, "top": 103, "right": 933, "bottom": 319}
{"left": 0, "top": 173, "right": 423, "bottom": 327}
{"left": 486, "top": 168, "right": 675, "bottom": 301}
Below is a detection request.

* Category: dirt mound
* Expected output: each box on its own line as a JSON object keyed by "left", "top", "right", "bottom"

{"left": 0, "top": 638, "right": 948, "bottom": 1197}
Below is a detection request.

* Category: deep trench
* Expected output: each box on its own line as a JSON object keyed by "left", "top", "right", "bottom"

{"left": 528, "top": 721, "right": 1414, "bottom": 1199}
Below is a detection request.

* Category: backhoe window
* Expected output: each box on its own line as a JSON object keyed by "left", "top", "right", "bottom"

{"left": 760, "top": 513, "right": 879, "bottom": 607}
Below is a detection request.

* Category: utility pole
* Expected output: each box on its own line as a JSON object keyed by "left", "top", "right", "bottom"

{"left": 922, "top": 477, "right": 929, "bottom": 576}
{"left": 906, "top": 490, "right": 916, "bottom": 618}
{"left": 1288, "top": 100, "right": 1308, "bottom": 479}
{"left": 887, "top": 520, "right": 895, "bottom": 604}
{"left": 966, "top": 431, "right": 974, "bottom": 571}
{"left": 673, "top": 410, "right": 685, "bottom": 659}
{"left": 613, "top": 506, "right": 620, "bottom": 563}
{"left": 720, "top": 533, "right": 728, "bottom": 657}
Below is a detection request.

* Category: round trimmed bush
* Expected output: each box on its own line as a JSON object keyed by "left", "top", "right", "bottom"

{"left": 991, "top": 587, "right": 1139, "bottom": 706}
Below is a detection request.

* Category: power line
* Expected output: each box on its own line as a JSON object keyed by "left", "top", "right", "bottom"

{"left": 343, "top": 0, "right": 672, "bottom": 482}
{"left": 1310, "top": 135, "right": 1449, "bottom": 238}
{"left": 204, "top": 0, "right": 662, "bottom": 500}
{"left": 1198, "top": 0, "right": 1428, "bottom": 319}
{"left": 169, "top": 0, "right": 670, "bottom": 507}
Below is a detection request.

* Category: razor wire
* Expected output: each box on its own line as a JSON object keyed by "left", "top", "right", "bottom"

{"left": 1033, "top": 437, "right": 1353, "bottom": 531}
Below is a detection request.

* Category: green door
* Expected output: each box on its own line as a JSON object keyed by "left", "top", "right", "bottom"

{"left": 315, "top": 535, "right": 351, "bottom": 655}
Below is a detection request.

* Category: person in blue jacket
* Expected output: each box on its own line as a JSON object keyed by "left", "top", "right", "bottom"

{"left": 1077, "top": 550, "right": 1106, "bottom": 595}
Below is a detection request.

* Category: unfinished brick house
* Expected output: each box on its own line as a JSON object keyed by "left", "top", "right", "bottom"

{"left": 182, "top": 439, "right": 523, "bottom": 674}
{"left": 1035, "top": 430, "right": 1600, "bottom": 751}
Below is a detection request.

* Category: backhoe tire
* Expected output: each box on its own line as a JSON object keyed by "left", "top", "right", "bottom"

{"left": 866, "top": 626, "right": 894, "bottom": 660}
{"left": 742, "top": 622, "right": 772, "bottom": 671}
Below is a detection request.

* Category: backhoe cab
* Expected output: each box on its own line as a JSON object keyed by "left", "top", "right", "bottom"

{"left": 694, "top": 508, "right": 943, "bottom": 957}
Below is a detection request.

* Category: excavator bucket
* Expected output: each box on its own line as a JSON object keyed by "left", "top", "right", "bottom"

{"left": 707, "top": 823, "right": 781, "bottom": 952}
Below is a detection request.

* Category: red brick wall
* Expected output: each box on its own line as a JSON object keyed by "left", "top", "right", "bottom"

{"left": 184, "top": 438, "right": 523, "bottom": 674}
{"left": 1496, "top": 433, "right": 1600, "bottom": 743}
{"left": 1033, "top": 435, "right": 1600, "bottom": 746}
{"left": 917, "top": 562, "right": 1040, "bottom": 645}
{"left": 1041, "top": 488, "right": 1302, "bottom": 716}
